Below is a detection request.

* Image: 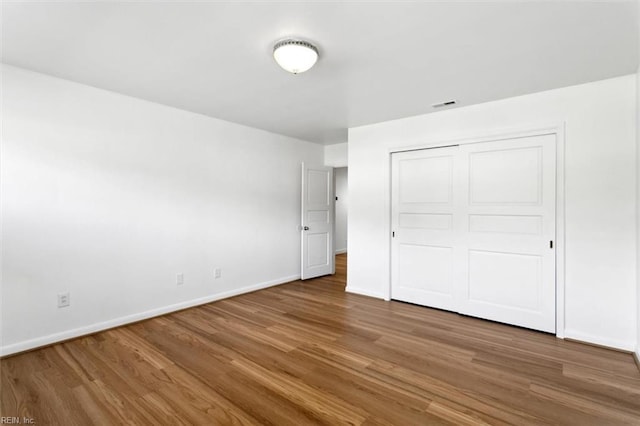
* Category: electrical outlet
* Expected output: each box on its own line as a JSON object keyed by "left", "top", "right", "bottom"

{"left": 177, "top": 273, "right": 184, "bottom": 286}
{"left": 214, "top": 268, "right": 222, "bottom": 279}
{"left": 57, "top": 292, "right": 70, "bottom": 308}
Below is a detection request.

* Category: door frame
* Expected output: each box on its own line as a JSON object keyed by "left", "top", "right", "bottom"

{"left": 386, "top": 122, "right": 566, "bottom": 338}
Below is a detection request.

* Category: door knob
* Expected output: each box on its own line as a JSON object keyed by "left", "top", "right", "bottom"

{"left": 303, "top": 226, "right": 310, "bottom": 230}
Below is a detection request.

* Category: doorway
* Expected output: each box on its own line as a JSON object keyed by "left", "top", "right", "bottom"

{"left": 334, "top": 167, "right": 348, "bottom": 255}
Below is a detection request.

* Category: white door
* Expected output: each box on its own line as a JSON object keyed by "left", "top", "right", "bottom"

{"left": 391, "top": 146, "right": 460, "bottom": 312}
{"left": 391, "top": 134, "right": 556, "bottom": 333}
{"left": 457, "top": 135, "right": 556, "bottom": 332}
{"left": 301, "top": 163, "right": 335, "bottom": 279}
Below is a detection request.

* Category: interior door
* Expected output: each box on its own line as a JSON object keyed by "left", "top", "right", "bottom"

{"left": 301, "top": 163, "right": 334, "bottom": 279}
{"left": 391, "top": 133, "right": 556, "bottom": 333}
{"left": 391, "top": 146, "right": 460, "bottom": 311}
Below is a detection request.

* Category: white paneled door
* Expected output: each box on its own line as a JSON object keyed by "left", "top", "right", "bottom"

{"left": 301, "top": 164, "right": 335, "bottom": 279}
{"left": 391, "top": 146, "right": 460, "bottom": 312}
{"left": 391, "top": 134, "right": 556, "bottom": 333}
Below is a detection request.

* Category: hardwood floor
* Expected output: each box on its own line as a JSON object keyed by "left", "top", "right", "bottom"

{"left": 2, "top": 253, "right": 640, "bottom": 425}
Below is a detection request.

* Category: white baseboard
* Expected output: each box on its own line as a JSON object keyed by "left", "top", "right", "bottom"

{"left": 0, "top": 274, "right": 299, "bottom": 357}
{"left": 563, "top": 329, "right": 635, "bottom": 352}
{"left": 345, "top": 285, "right": 386, "bottom": 300}
{"left": 335, "top": 248, "right": 347, "bottom": 254}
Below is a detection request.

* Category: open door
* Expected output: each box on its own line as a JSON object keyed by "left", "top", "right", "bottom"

{"left": 301, "top": 163, "right": 335, "bottom": 279}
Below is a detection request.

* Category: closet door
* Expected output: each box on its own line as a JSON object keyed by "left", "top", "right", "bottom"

{"left": 391, "top": 146, "right": 461, "bottom": 312}
{"left": 457, "top": 135, "right": 556, "bottom": 332}
{"left": 391, "top": 134, "right": 556, "bottom": 333}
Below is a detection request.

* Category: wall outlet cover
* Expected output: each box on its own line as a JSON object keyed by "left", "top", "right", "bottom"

{"left": 57, "top": 292, "right": 70, "bottom": 308}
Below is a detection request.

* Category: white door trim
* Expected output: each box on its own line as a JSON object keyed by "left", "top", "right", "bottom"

{"left": 386, "top": 122, "right": 566, "bottom": 338}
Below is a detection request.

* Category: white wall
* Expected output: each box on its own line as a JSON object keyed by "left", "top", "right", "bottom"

{"left": 334, "top": 167, "right": 348, "bottom": 254}
{"left": 325, "top": 142, "right": 348, "bottom": 168}
{"left": 348, "top": 75, "right": 637, "bottom": 351}
{"left": 636, "top": 63, "right": 640, "bottom": 360}
{"left": 1, "top": 65, "right": 324, "bottom": 355}
{"left": 636, "top": 1, "right": 640, "bottom": 362}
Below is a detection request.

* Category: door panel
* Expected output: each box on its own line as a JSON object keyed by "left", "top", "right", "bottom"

{"left": 398, "top": 244, "right": 453, "bottom": 295}
{"left": 399, "top": 156, "right": 453, "bottom": 204}
{"left": 468, "top": 215, "right": 542, "bottom": 235}
{"left": 307, "top": 170, "right": 330, "bottom": 204}
{"left": 391, "top": 147, "right": 459, "bottom": 311}
{"left": 469, "top": 146, "right": 542, "bottom": 205}
{"left": 467, "top": 250, "right": 542, "bottom": 311}
{"left": 399, "top": 213, "right": 452, "bottom": 230}
{"left": 307, "top": 233, "right": 329, "bottom": 267}
{"left": 391, "top": 134, "right": 556, "bottom": 333}
{"left": 459, "top": 135, "right": 556, "bottom": 332}
{"left": 301, "top": 164, "right": 334, "bottom": 279}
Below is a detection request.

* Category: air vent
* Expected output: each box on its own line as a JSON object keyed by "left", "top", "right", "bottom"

{"left": 432, "top": 100, "right": 457, "bottom": 108}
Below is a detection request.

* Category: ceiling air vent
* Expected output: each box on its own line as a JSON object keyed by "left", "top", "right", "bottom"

{"left": 432, "top": 100, "right": 457, "bottom": 108}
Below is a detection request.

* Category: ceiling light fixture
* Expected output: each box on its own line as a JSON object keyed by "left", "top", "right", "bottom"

{"left": 273, "top": 39, "right": 319, "bottom": 74}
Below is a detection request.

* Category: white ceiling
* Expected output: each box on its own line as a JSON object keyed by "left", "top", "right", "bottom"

{"left": 2, "top": 1, "right": 638, "bottom": 145}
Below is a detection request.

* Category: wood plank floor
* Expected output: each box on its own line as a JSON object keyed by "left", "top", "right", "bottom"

{"left": 2, "top": 254, "right": 640, "bottom": 425}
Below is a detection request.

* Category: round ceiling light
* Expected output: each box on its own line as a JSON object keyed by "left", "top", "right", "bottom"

{"left": 273, "top": 39, "right": 319, "bottom": 74}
